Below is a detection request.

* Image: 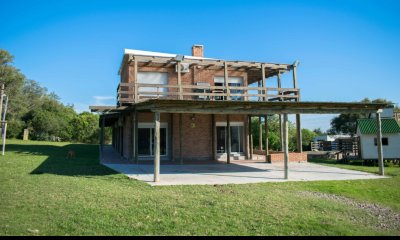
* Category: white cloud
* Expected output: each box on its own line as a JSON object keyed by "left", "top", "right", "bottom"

{"left": 92, "top": 96, "right": 115, "bottom": 105}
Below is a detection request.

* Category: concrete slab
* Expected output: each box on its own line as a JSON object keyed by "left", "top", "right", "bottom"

{"left": 103, "top": 162, "right": 387, "bottom": 186}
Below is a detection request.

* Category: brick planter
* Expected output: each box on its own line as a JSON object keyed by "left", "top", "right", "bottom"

{"left": 253, "top": 150, "right": 307, "bottom": 163}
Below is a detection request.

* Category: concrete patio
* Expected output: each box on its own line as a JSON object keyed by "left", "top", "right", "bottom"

{"left": 103, "top": 161, "right": 387, "bottom": 186}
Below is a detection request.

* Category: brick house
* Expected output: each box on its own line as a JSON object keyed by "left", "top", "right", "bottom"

{"left": 91, "top": 45, "right": 387, "bottom": 182}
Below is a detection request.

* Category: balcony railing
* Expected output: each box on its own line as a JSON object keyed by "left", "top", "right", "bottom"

{"left": 117, "top": 83, "right": 300, "bottom": 104}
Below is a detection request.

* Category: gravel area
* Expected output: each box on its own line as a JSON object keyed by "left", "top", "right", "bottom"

{"left": 298, "top": 191, "right": 400, "bottom": 231}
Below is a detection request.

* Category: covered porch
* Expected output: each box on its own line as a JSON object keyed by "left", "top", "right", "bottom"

{"left": 93, "top": 99, "right": 387, "bottom": 183}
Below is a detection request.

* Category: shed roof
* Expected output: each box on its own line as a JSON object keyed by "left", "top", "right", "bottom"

{"left": 357, "top": 118, "right": 400, "bottom": 134}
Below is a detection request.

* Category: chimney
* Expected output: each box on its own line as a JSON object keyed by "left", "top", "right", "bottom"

{"left": 192, "top": 44, "right": 204, "bottom": 58}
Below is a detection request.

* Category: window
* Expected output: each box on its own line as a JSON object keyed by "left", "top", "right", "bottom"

{"left": 138, "top": 72, "right": 168, "bottom": 97}
{"left": 216, "top": 122, "right": 244, "bottom": 153}
{"left": 213, "top": 77, "right": 244, "bottom": 101}
{"left": 138, "top": 123, "right": 168, "bottom": 156}
{"left": 374, "top": 137, "right": 389, "bottom": 146}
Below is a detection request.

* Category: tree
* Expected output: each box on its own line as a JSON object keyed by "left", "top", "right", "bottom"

{"left": 301, "top": 128, "right": 317, "bottom": 151}
{"left": 69, "top": 112, "right": 100, "bottom": 144}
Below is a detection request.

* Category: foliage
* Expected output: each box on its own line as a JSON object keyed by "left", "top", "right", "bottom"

{"left": 69, "top": 112, "right": 100, "bottom": 144}
{"left": 0, "top": 48, "right": 103, "bottom": 143}
{"left": 252, "top": 115, "right": 298, "bottom": 152}
{"left": 301, "top": 128, "right": 317, "bottom": 151}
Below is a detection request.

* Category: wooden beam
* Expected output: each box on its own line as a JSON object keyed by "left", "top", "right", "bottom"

{"left": 283, "top": 113, "right": 289, "bottom": 180}
{"left": 154, "top": 112, "right": 160, "bottom": 182}
{"left": 227, "top": 114, "right": 231, "bottom": 164}
{"left": 224, "top": 61, "right": 231, "bottom": 101}
{"left": 376, "top": 111, "right": 384, "bottom": 176}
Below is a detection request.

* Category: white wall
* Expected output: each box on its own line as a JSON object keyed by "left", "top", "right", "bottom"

{"left": 360, "top": 133, "right": 400, "bottom": 159}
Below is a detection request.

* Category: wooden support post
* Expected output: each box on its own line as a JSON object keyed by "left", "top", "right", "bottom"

{"left": 376, "top": 111, "right": 384, "bottom": 176}
{"left": 134, "top": 110, "right": 139, "bottom": 163}
{"left": 279, "top": 115, "right": 284, "bottom": 151}
{"left": 212, "top": 114, "right": 216, "bottom": 161}
{"left": 245, "top": 115, "right": 250, "bottom": 160}
{"left": 1, "top": 122, "right": 7, "bottom": 156}
{"left": 134, "top": 56, "right": 138, "bottom": 102}
{"left": 179, "top": 113, "right": 183, "bottom": 164}
{"left": 154, "top": 112, "right": 160, "bottom": 182}
{"left": 170, "top": 113, "right": 174, "bottom": 162}
{"left": 224, "top": 61, "right": 231, "bottom": 101}
{"left": 264, "top": 115, "right": 269, "bottom": 162}
{"left": 100, "top": 116, "right": 105, "bottom": 160}
{"left": 249, "top": 116, "right": 253, "bottom": 160}
{"left": 277, "top": 72, "right": 284, "bottom": 151}
{"left": 227, "top": 114, "right": 231, "bottom": 164}
{"left": 261, "top": 64, "right": 267, "bottom": 101}
{"left": 0, "top": 85, "right": 4, "bottom": 122}
{"left": 283, "top": 113, "right": 289, "bottom": 180}
{"left": 177, "top": 62, "right": 183, "bottom": 100}
{"left": 132, "top": 112, "right": 136, "bottom": 162}
{"left": 258, "top": 116, "right": 263, "bottom": 150}
{"left": 296, "top": 114, "right": 302, "bottom": 152}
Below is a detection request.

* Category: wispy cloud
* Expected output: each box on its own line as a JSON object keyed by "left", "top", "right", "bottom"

{"left": 92, "top": 96, "right": 115, "bottom": 105}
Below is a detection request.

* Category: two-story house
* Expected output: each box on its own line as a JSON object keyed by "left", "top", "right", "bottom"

{"left": 91, "top": 45, "right": 387, "bottom": 182}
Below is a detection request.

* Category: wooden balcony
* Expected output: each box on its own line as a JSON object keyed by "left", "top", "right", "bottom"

{"left": 117, "top": 83, "right": 300, "bottom": 104}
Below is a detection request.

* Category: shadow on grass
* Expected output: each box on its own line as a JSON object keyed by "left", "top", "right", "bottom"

{"left": 7, "top": 143, "right": 117, "bottom": 177}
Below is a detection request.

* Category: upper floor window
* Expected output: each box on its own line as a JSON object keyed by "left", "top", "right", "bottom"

{"left": 214, "top": 76, "right": 244, "bottom": 101}
{"left": 138, "top": 72, "right": 168, "bottom": 97}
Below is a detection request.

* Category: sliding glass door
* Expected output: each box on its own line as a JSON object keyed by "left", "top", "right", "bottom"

{"left": 216, "top": 124, "right": 244, "bottom": 153}
{"left": 138, "top": 124, "right": 167, "bottom": 156}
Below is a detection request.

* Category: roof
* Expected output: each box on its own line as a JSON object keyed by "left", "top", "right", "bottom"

{"left": 357, "top": 118, "right": 400, "bottom": 134}
{"left": 118, "top": 48, "right": 294, "bottom": 76}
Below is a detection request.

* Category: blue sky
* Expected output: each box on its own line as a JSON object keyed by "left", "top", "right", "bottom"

{"left": 1, "top": 0, "right": 399, "bottom": 131}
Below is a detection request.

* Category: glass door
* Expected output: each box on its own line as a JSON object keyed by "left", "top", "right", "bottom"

{"left": 216, "top": 125, "right": 244, "bottom": 153}
{"left": 138, "top": 126, "right": 167, "bottom": 156}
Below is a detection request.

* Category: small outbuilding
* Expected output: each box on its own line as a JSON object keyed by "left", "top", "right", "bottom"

{"left": 357, "top": 118, "right": 400, "bottom": 160}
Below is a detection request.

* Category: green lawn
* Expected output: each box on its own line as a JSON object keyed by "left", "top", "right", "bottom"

{"left": 1, "top": 140, "right": 399, "bottom": 236}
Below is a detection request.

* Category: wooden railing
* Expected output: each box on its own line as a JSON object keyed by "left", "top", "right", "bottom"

{"left": 117, "top": 83, "right": 300, "bottom": 104}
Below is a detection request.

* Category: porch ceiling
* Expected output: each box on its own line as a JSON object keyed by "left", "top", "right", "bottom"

{"left": 133, "top": 99, "right": 387, "bottom": 115}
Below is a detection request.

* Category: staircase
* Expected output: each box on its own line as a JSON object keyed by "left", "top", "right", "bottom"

{"left": 216, "top": 153, "right": 246, "bottom": 161}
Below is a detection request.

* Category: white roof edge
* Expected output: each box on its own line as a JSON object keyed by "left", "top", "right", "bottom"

{"left": 124, "top": 48, "right": 216, "bottom": 60}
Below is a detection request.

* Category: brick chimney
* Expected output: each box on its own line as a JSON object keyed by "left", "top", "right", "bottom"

{"left": 192, "top": 44, "right": 204, "bottom": 58}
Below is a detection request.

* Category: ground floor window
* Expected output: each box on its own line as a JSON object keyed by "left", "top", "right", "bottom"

{"left": 216, "top": 122, "right": 244, "bottom": 153}
{"left": 138, "top": 123, "right": 167, "bottom": 156}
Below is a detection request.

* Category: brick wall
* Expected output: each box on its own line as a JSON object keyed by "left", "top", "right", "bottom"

{"left": 268, "top": 152, "right": 307, "bottom": 163}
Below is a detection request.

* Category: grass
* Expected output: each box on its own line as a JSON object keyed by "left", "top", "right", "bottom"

{"left": 0, "top": 140, "right": 399, "bottom": 236}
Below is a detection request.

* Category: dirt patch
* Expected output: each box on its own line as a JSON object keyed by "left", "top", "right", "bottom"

{"left": 298, "top": 191, "right": 400, "bottom": 231}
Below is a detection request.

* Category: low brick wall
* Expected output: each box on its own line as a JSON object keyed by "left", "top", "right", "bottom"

{"left": 253, "top": 150, "right": 307, "bottom": 163}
